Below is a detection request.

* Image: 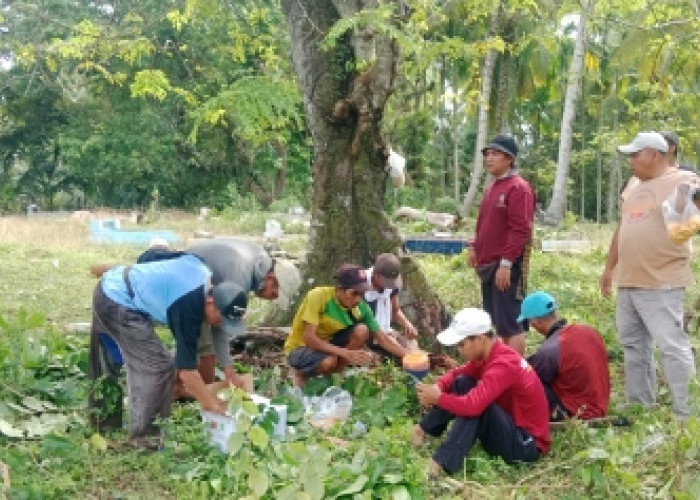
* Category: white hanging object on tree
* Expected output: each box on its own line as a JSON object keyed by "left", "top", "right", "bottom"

{"left": 264, "top": 219, "right": 284, "bottom": 241}
{"left": 388, "top": 149, "right": 406, "bottom": 188}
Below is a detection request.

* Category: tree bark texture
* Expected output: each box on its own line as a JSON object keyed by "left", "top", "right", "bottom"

{"left": 279, "top": 0, "right": 448, "bottom": 335}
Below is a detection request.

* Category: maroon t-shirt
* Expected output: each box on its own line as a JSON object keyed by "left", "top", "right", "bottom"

{"left": 436, "top": 341, "right": 551, "bottom": 453}
{"left": 528, "top": 322, "right": 610, "bottom": 419}
{"left": 472, "top": 173, "right": 536, "bottom": 265}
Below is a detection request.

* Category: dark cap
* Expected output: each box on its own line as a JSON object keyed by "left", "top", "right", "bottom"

{"left": 660, "top": 131, "right": 679, "bottom": 154}
{"left": 482, "top": 134, "right": 518, "bottom": 158}
{"left": 212, "top": 282, "right": 248, "bottom": 337}
{"left": 374, "top": 253, "right": 402, "bottom": 289}
{"left": 334, "top": 264, "right": 371, "bottom": 293}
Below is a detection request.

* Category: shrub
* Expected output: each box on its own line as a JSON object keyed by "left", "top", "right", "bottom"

{"left": 431, "top": 196, "right": 459, "bottom": 214}
{"left": 268, "top": 197, "right": 305, "bottom": 213}
{"left": 283, "top": 219, "right": 308, "bottom": 234}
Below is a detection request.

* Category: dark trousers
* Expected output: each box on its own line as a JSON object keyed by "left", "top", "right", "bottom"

{"left": 89, "top": 284, "right": 175, "bottom": 439}
{"left": 419, "top": 375, "right": 540, "bottom": 474}
{"left": 543, "top": 383, "right": 570, "bottom": 422}
{"left": 481, "top": 258, "right": 526, "bottom": 337}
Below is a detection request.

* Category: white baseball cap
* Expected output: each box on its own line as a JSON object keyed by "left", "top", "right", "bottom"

{"left": 617, "top": 132, "right": 669, "bottom": 154}
{"left": 436, "top": 308, "right": 493, "bottom": 346}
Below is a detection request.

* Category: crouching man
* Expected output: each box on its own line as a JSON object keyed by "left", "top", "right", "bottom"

{"left": 284, "top": 264, "right": 410, "bottom": 387}
{"left": 364, "top": 253, "right": 421, "bottom": 354}
{"left": 411, "top": 307, "right": 550, "bottom": 476}
{"left": 519, "top": 291, "right": 610, "bottom": 420}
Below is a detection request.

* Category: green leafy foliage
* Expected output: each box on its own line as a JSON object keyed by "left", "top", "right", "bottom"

{"left": 130, "top": 69, "right": 173, "bottom": 100}
{"left": 2, "top": 217, "right": 700, "bottom": 498}
{"left": 1, "top": 0, "right": 310, "bottom": 211}
{"left": 189, "top": 74, "right": 302, "bottom": 147}
{"left": 0, "top": 310, "right": 86, "bottom": 441}
{"left": 321, "top": 4, "right": 411, "bottom": 66}
{"left": 4, "top": 0, "right": 700, "bottom": 219}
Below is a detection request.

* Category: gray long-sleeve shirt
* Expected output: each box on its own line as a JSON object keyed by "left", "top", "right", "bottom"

{"left": 187, "top": 238, "right": 272, "bottom": 367}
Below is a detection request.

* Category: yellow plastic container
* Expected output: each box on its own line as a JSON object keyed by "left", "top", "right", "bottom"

{"left": 402, "top": 352, "right": 430, "bottom": 380}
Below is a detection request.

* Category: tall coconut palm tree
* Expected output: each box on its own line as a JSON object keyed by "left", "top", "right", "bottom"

{"left": 543, "top": 2, "right": 590, "bottom": 225}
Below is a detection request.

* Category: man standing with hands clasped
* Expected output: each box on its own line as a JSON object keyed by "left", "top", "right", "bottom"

{"left": 468, "top": 134, "right": 536, "bottom": 355}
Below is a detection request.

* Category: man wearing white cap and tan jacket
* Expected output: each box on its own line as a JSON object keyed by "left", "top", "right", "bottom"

{"left": 600, "top": 131, "right": 699, "bottom": 420}
{"left": 411, "top": 307, "right": 550, "bottom": 476}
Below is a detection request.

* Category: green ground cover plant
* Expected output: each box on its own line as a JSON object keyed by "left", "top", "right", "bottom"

{"left": 0, "top": 213, "right": 699, "bottom": 499}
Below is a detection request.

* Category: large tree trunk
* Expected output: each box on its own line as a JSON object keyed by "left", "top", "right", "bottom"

{"left": 461, "top": 4, "right": 502, "bottom": 216}
{"left": 280, "top": 0, "right": 448, "bottom": 335}
{"left": 542, "top": 5, "right": 588, "bottom": 225}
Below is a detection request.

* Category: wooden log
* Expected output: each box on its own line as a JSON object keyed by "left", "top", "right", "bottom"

{"left": 229, "top": 326, "right": 291, "bottom": 353}
{"left": 549, "top": 415, "right": 632, "bottom": 430}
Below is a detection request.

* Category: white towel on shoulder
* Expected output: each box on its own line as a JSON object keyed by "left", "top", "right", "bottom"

{"left": 364, "top": 267, "right": 393, "bottom": 331}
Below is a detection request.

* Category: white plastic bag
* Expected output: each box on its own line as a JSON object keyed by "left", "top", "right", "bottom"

{"left": 662, "top": 181, "right": 700, "bottom": 244}
{"left": 388, "top": 149, "right": 406, "bottom": 188}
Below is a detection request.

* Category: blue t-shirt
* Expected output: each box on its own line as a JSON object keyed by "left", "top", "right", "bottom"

{"left": 100, "top": 254, "right": 211, "bottom": 369}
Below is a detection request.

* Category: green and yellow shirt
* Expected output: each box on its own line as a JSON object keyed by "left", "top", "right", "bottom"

{"left": 284, "top": 287, "right": 380, "bottom": 353}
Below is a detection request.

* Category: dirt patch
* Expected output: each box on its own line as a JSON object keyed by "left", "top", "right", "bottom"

{"left": 234, "top": 348, "right": 286, "bottom": 370}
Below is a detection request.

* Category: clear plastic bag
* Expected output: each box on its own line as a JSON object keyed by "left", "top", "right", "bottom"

{"left": 288, "top": 386, "right": 353, "bottom": 430}
{"left": 308, "top": 386, "right": 353, "bottom": 421}
{"left": 662, "top": 181, "right": 700, "bottom": 245}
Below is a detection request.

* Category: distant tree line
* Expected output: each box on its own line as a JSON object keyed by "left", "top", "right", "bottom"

{"left": 1, "top": 0, "right": 698, "bottom": 224}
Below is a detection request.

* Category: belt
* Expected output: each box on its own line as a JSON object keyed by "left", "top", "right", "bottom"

{"left": 123, "top": 266, "right": 135, "bottom": 299}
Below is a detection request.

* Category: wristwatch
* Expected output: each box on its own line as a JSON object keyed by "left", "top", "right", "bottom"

{"left": 500, "top": 259, "right": 513, "bottom": 268}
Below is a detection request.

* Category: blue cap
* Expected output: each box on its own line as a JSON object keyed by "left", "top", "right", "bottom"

{"left": 518, "top": 291, "right": 557, "bottom": 322}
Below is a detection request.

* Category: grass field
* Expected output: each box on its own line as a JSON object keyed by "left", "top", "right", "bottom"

{"left": 0, "top": 211, "right": 699, "bottom": 499}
